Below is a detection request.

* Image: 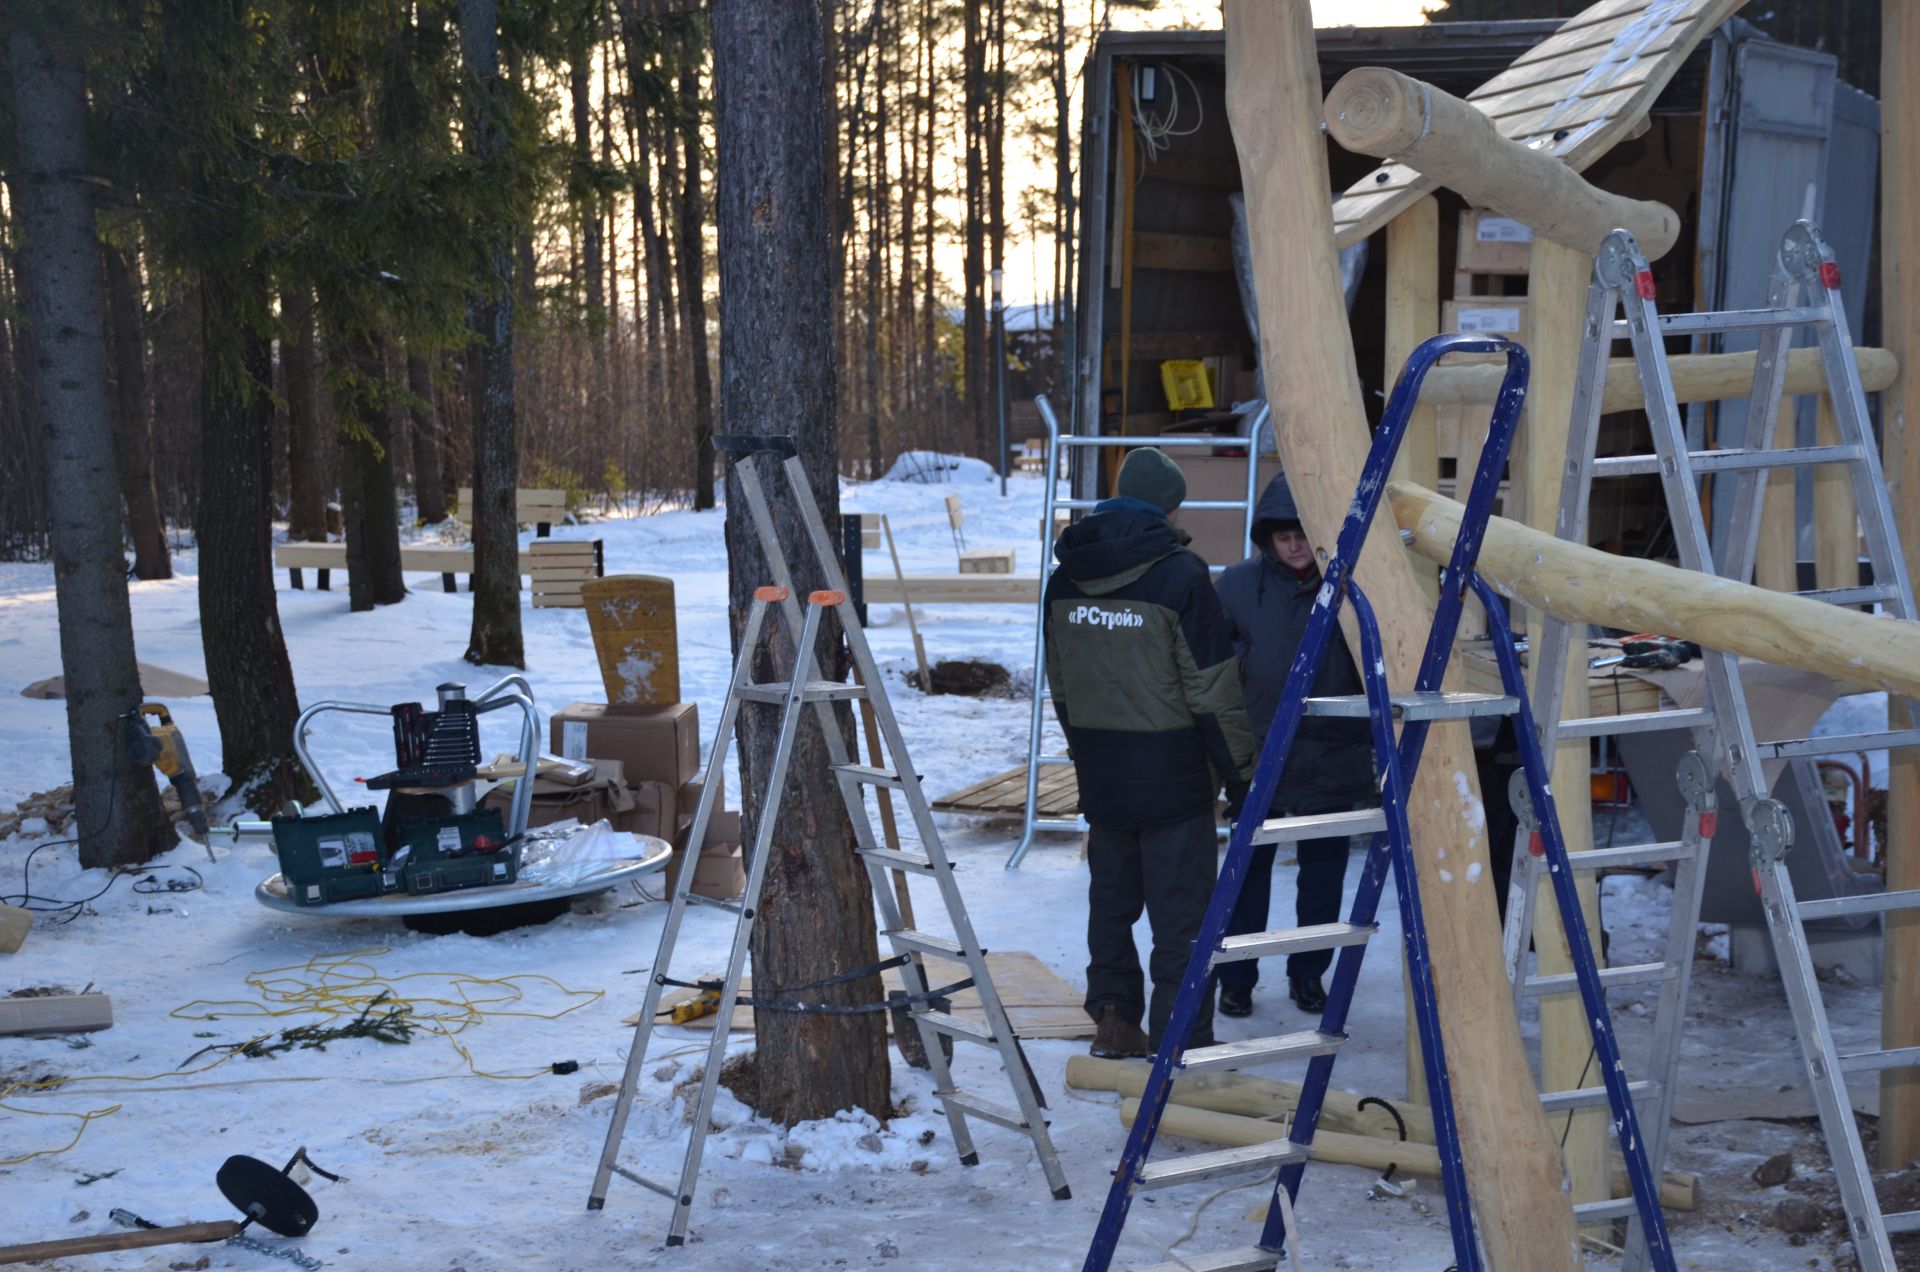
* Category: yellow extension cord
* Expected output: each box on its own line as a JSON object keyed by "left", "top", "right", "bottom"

{"left": 1, "top": 946, "right": 604, "bottom": 1166}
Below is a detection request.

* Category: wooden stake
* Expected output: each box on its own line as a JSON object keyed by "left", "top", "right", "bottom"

{"left": 879, "top": 515, "right": 930, "bottom": 688}
{"left": 1880, "top": 0, "right": 1920, "bottom": 1169}
{"left": 1226, "top": 5, "right": 1578, "bottom": 1263}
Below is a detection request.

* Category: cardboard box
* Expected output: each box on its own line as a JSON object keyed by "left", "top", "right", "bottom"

{"left": 1167, "top": 452, "right": 1284, "bottom": 569}
{"left": 673, "top": 808, "right": 742, "bottom": 854}
{"left": 1456, "top": 208, "right": 1534, "bottom": 275}
{"left": 480, "top": 758, "right": 635, "bottom": 830}
{"left": 615, "top": 779, "right": 679, "bottom": 842}
{"left": 678, "top": 771, "right": 725, "bottom": 818}
{"left": 1443, "top": 299, "right": 1529, "bottom": 344}
{"left": 552, "top": 702, "right": 700, "bottom": 787}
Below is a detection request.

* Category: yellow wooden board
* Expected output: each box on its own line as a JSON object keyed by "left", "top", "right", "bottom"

{"left": 581, "top": 574, "right": 680, "bottom": 705}
{"left": 1328, "top": 0, "right": 1749, "bottom": 248}
{"left": 631, "top": 950, "right": 1091, "bottom": 1039}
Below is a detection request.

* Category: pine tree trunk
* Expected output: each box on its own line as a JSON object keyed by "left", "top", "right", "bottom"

{"left": 197, "top": 261, "right": 315, "bottom": 813}
{"left": 963, "top": 0, "right": 988, "bottom": 458}
{"left": 678, "top": 28, "right": 717, "bottom": 511}
{"left": 409, "top": 352, "right": 447, "bottom": 523}
{"left": 282, "top": 289, "right": 330, "bottom": 542}
{"left": 462, "top": 0, "right": 525, "bottom": 669}
{"left": 8, "top": 25, "right": 174, "bottom": 868}
{"left": 712, "top": 0, "right": 890, "bottom": 1126}
{"left": 332, "top": 324, "right": 406, "bottom": 611}
{"left": 102, "top": 244, "right": 173, "bottom": 580}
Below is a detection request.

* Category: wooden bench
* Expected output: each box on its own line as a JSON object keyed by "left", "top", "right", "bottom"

{"left": 274, "top": 539, "right": 604, "bottom": 597}
{"left": 528, "top": 540, "right": 602, "bottom": 608}
{"left": 944, "top": 493, "right": 1017, "bottom": 574}
{"left": 1015, "top": 437, "right": 1047, "bottom": 474}
{"left": 452, "top": 487, "right": 568, "bottom": 537}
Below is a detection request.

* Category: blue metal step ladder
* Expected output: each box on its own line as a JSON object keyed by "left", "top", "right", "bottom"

{"left": 1082, "top": 332, "right": 1675, "bottom": 1272}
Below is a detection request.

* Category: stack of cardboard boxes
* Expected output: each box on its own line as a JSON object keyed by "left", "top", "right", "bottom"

{"left": 548, "top": 702, "right": 745, "bottom": 900}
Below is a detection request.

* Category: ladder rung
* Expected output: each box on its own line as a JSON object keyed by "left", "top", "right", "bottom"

{"left": 1213, "top": 922, "right": 1375, "bottom": 966}
{"left": 1539, "top": 1079, "right": 1657, "bottom": 1113}
{"left": 860, "top": 847, "right": 936, "bottom": 876}
{"left": 1301, "top": 691, "right": 1517, "bottom": 721}
{"left": 1556, "top": 841, "right": 1692, "bottom": 872}
{"left": 608, "top": 1162, "right": 678, "bottom": 1200}
{"left": 1593, "top": 443, "right": 1860, "bottom": 478}
{"left": 1838, "top": 1045, "right": 1920, "bottom": 1075}
{"left": 1883, "top": 1208, "right": 1920, "bottom": 1235}
{"left": 919, "top": 1010, "right": 996, "bottom": 1045}
{"left": 1794, "top": 583, "right": 1897, "bottom": 608}
{"left": 1130, "top": 1248, "right": 1283, "bottom": 1272}
{"left": 1180, "top": 1030, "right": 1345, "bottom": 1073}
{"left": 938, "top": 1088, "right": 1034, "bottom": 1131}
{"left": 1759, "top": 728, "right": 1920, "bottom": 761}
{"left": 1558, "top": 707, "right": 1711, "bottom": 739}
{"left": 1796, "top": 888, "right": 1920, "bottom": 921}
{"left": 738, "top": 680, "right": 867, "bottom": 704}
{"left": 1572, "top": 1196, "right": 1642, "bottom": 1223}
{"left": 834, "top": 763, "right": 905, "bottom": 789}
{"left": 684, "top": 893, "right": 744, "bottom": 915}
{"left": 1251, "top": 808, "right": 1386, "bottom": 845}
{"left": 1523, "top": 961, "right": 1675, "bottom": 997}
{"left": 1614, "top": 305, "right": 1830, "bottom": 337}
{"left": 886, "top": 928, "right": 968, "bottom": 960}
{"left": 1135, "top": 1140, "right": 1308, "bottom": 1190}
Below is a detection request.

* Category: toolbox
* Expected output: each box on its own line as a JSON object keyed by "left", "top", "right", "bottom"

{"left": 270, "top": 807, "right": 399, "bottom": 906}
{"left": 389, "top": 807, "right": 518, "bottom": 896}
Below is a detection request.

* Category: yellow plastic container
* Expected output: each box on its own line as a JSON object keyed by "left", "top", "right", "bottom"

{"left": 1160, "top": 359, "right": 1214, "bottom": 411}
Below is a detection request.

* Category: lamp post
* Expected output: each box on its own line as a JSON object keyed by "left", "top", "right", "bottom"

{"left": 991, "top": 267, "right": 1008, "bottom": 497}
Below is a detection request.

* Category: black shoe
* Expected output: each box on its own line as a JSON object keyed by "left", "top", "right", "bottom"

{"left": 1090, "top": 1006, "right": 1150, "bottom": 1059}
{"left": 1289, "top": 975, "right": 1327, "bottom": 1014}
{"left": 1218, "top": 985, "right": 1253, "bottom": 1018}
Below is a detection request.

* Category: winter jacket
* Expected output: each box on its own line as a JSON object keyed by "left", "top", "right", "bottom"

{"left": 1214, "top": 475, "right": 1376, "bottom": 817}
{"left": 1044, "top": 499, "right": 1255, "bottom": 828}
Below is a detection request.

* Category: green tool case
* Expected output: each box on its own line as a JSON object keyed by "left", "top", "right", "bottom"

{"left": 270, "top": 807, "right": 397, "bottom": 906}
{"left": 389, "top": 807, "right": 518, "bottom": 896}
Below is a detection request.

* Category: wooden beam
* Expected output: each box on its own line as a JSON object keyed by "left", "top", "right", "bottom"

{"left": 1226, "top": 6, "right": 1579, "bottom": 1265}
{"left": 0, "top": 992, "right": 112, "bottom": 1036}
{"left": 1324, "top": 67, "right": 1681, "bottom": 259}
{"left": 1418, "top": 347, "right": 1898, "bottom": 412}
{"left": 1881, "top": 0, "right": 1920, "bottom": 1169}
{"left": 1389, "top": 482, "right": 1919, "bottom": 698}
{"left": 1754, "top": 400, "right": 1800, "bottom": 592}
{"left": 1112, "top": 330, "right": 1252, "bottom": 360}
{"left": 1131, "top": 231, "right": 1235, "bottom": 273}
{"left": 1065, "top": 1052, "right": 1437, "bottom": 1142}
{"left": 1812, "top": 395, "right": 1859, "bottom": 593}
{"left": 0, "top": 1221, "right": 242, "bottom": 1266}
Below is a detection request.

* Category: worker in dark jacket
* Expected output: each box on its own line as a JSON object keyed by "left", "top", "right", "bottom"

{"left": 1045, "top": 447, "right": 1255, "bottom": 1058}
{"left": 1213, "top": 472, "right": 1376, "bottom": 1016}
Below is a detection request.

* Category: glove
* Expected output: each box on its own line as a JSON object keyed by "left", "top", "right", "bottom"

{"left": 1223, "top": 782, "right": 1249, "bottom": 824}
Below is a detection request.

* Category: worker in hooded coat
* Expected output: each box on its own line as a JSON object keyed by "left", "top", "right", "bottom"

{"left": 1044, "top": 447, "right": 1255, "bottom": 1059}
{"left": 1213, "top": 471, "right": 1376, "bottom": 1017}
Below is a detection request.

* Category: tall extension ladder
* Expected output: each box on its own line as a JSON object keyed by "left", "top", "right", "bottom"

{"left": 1505, "top": 221, "right": 1920, "bottom": 1271}
{"left": 1007, "top": 399, "right": 1272, "bottom": 867}
{"left": 1084, "top": 333, "right": 1674, "bottom": 1272}
{"left": 588, "top": 444, "right": 1069, "bottom": 1242}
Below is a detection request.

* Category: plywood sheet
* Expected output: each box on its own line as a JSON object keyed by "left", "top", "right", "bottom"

{"left": 581, "top": 575, "right": 679, "bottom": 705}
{"left": 1328, "top": 0, "right": 1750, "bottom": 248}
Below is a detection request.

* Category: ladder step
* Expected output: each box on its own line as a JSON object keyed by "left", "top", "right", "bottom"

{"left": 1759, "top": 728, "right": 1920, "bottom": 761}
{"left": 860, "top": 847, "right": 937, "bottom": 876}
{"left": 1213, "top": 922, "right": 1375, "bottom": 966}
{"left": 607, "top": 1162, "right": 679, "bottom": 1200}
{"left": 1572, "top": 1196, "right": 1642, "bottom": 1223}
{"left": 1883, "top": 1209, "right": 1920, "bottom": 1235}
{"left": 885, "top": 927, "right": 968, "bottom": 961}
{"left": 1793, "top": 583, "right": 1898, "bottom": 608}
{"left": 1180, "top": 1030, "right": 1346, "bottom": 1073}
{"left": 1593, "top": 443, "right": 1860, "bottom": 478}
{"left": 938, "top": 1088, "right": 1035, "bottom": 1132}
{"left": 1302, "top": 690, "right": 1518, "bottom": 720}
{"left": 834, "top": 763, "right": 905, "bottom": 789}
{"left": 1838, "top": 1045, "right": 1920, "bottom": 1075}
{"left": 1556, "top": 841, "right": 1692, "bottom": 872}
{"left": 738, "top": 680, "right": 867, "bottom": 704}
{"left": 1558, "top": 707, "right": 1711, "bottom": 739}
{"left": 684, "top": 893, "right": 745, "bottom": 915}
{"left": 1130, "top": 1248, "right": 1283, "bottom": 1272}
{"left": 1523, "top": 961, "right": 1676, "bottom": 997}
{"left": 919, "top": 1010, "right": 996, "bottom": 1045}
{"left": 1539, "top": 1079, "right": 1658, "bottom": 1114}
{"left": 1796, "top": 888, "right": 1920, "bottom": 921}
{"left": 1614, "top": 305, "right": 1830, "bottom": 338}
{"left": 1251, "top": 808, "right": 1386, "bottom": 845}
{"left": 1135, "top": 1140, "right": 1308, "bottom": 1190}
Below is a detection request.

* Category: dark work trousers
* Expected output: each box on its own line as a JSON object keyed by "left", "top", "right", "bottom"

{"left": 1219, "top": 836, "right": 1352, "bottom": 989}
{"left": 1084, "top": 808, "right": 1219, "bottom": 1048}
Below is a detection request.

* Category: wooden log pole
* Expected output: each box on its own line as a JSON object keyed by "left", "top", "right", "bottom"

{"left": 1418, "top": 347, "right": 1897, "bottom": 413}
{"left": 1812, "top": 395, "right": 1859, "bottom": 593}
{"left": 1323, "top": 67, "right": 1681, "bottom": 260}
{"left": 1754, "top": 403, "right": 1801, "bottom": 593}
{"left": 1388, "top": 482, "right": 1920, "bottom": 698}
{"left": 1881, "top": 0, "right": 1920, "bottom": 1169}
{"left": 1226, "top": 6, "right": 1579, "bottom": 1265}
{"left": 0, "top": 1220, "right": 240, "bottom": 1265}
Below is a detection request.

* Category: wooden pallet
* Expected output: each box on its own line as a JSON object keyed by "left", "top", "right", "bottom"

{"left": 932, "top": 761, "right": 1079, "bottom": 818}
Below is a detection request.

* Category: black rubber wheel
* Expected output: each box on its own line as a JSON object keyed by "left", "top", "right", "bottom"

{"left": 217, "top": 1154, "right": 319, "bottom": 1237}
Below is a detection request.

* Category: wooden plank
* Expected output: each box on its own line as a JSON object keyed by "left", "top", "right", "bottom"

{"left": 958, "top": 547, "right": 1016, "bottom": 574}
{"left": 273, "top": 542, "right": 346, "bottom": 568}
{"left": 1119, "top": 329, "right": 1252, "bottom": 360}
{"left": 1132, "top": 231, "right": 1234, "bottom": 273}
{"left": 862, "top": 573, "right": 1040, "bottom": 605}
{"left": 0, "top": 992, "right": 112, "bottom": 1036}
{"left": 1140, "top": 152, "right": 1242, "bottom": 190}
{"left": 580, "top": 575, "right": 679, "bottom": 704}
{"left": 1386, "top": 197, "right": 1442, "bottom": 607}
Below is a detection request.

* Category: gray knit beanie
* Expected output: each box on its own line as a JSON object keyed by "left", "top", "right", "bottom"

{"left": 1115, "top": 447, "right": 1187, "bottom": 514}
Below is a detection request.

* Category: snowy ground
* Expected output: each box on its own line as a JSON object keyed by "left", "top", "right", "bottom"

{"left": 0, "top": 465, "right": 1905, "bottom": 1270}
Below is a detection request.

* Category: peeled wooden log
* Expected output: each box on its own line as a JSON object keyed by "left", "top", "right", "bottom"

{"left": 1389, "top": 482, "right": 1918, "bottom": 697}
{"left": 1117, "top": 1098, "right": 1699, "bottom": 1212}
{"left": 1418, "top": 347, "right": 1898, "bottom": 413}
{"left": 1324, "top": 66, "right": 1681, "bottom": 259}
{"left": 1066, "top": 1053, "right": 1436, "bottom": 1142}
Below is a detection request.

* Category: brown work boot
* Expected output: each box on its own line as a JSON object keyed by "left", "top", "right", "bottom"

{"left": 1090, "top": 1006, "right": 1150, "bottom": 1059}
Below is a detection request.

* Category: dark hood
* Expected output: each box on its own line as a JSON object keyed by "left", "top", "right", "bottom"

{"left": 1053, "top": 507, "right": 1187, "bottom": 596}
{"left": 1250, "top": 471, "right": 1300, "bottom": 546}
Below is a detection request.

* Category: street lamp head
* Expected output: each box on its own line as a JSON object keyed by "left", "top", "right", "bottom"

{"left": 990, "top": 268, "right": 1004, "bottom": 300}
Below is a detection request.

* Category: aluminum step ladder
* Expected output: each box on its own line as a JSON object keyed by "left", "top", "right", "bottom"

{"left": 588, "top": 444, "right": 1069, "bottom": 1242}
{"left": 1504, "top": 220, "right": 1920, "bottom": 1272}
{"left": 1083, "top": 333, "right": 1673, "bottom": 1272}
{"left": 1007, "top": 398, "right": 1271, "bottom": 867}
